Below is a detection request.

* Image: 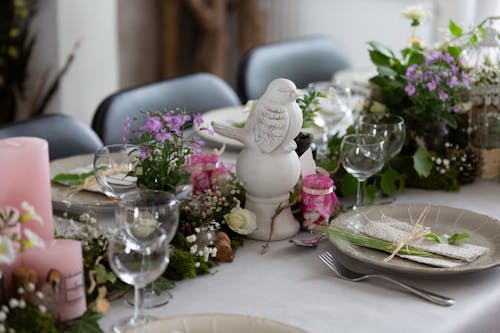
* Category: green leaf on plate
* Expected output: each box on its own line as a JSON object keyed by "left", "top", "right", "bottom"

{"left": 427, "top": 232, "right": 469, "bottom": 245}
{"left": 66, "top": 310, "right": 104, "bottom": 333}
{"left": 52, "top": 170, "right": 95, "bottom": 186}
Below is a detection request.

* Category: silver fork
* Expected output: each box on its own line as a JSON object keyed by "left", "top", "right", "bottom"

{"left": 318, "top": 251, "right": 455, "bottom": 306}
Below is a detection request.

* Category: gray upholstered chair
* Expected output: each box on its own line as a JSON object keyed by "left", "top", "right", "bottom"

{"left": 237, "top": 35, "right": 351, "bottom": 102}
{"left": 92, "top": 72, "right": 241, "bottom": 145}
{"left": 0, "top": 114, "right": 103, "bottom": 160}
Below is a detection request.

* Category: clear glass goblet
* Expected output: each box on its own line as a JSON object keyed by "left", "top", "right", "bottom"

{"left": 116, "top": 190, "right": 179, "bottom": 308}
{"left": 93, "top": 144, "right": 139, "bottom": 199}
{"left": 357, "top": 114, "right": 406, "bottom": 162}
{"left": 357, "top": 114, "right": 406, "bottom": 203}
{"left": 307, "top": 81, "right": 351, "bottom": 156}
{"left": 340, "top": 134, "right": 385, "bottom": 209}
{"left": 108, "top": 226, "right": 170, "bottom": 333}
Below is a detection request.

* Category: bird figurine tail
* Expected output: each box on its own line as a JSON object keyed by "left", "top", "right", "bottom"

{"left": 211, "top": 121, "right": 246, "bottom": 144}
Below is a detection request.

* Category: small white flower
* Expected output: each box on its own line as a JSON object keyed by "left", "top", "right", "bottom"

{"left": 186, "top": 235, "right": 197, "bottom": 243}
{"left": 8, "top": 328, "right": 14, "bottom": 333}
{"left": 190, "top": 245, "right": 198, "bottom": 254}
{"left": 0, "top": 237, "right": 16, "bottom": 265}
{"left": 194, "top": 227, "right": 200, "bottom": 233}
{"left": 35, "top": 291, "right": 44, "bottom": 300}
{"left": 430, "top": 156, "right": 436, "bottom": 161}
{"left": 18, "top": 299, "right": 26, "bottom": 309}
{"left": 17, "top": 287, "right": 24, "bottom": 295}
{"left": 402, "top": 5, "right": 429, "bottom": 20}
{"left": 223, "top": 207, "right": 257, "bottom": 235}
{"left": 440, "top": 169, "right": 446, "bottom": 174}
{"left": 39, "top": 305, "right": 47, "bottom": 313}
{"left": 435, "top": 158, "right": 442, "bottom": 165}
{"left": 194, "top": 262, "right": 200, "bottom": 268}
{"left": 1, "top": 305, "right": 8, "bottom": 313}
{"left": 23, "top": 228, "right": 46, "bottom": 249}
{"left": 8, "top": 298, "right": 19, "bottom": 308}
{"left": 211, "top": 247, "right": 218, "bottom": 257}
{"left": 21, "top": 201, "right": 43, "bottom": 225}
{"left": 0, "top": 312, "right": 6, "bottom": 321}
{"left": 197, "top": 250, "right": 203, "bottom": 256}
{"left": 27, "top": 282, "right": 35, "bottom": 292}
{"left": 0, "top": 324, "right": 5, "bottom": 333}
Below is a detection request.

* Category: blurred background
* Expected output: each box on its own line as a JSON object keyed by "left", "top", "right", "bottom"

{"left": 2, "top": 0, "right": 499, "bottom": 126}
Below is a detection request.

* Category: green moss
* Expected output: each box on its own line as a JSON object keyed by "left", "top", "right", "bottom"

{"left": 164, "top": 248, "right": 197, "bottom": 281}
{"left": 7, "top": 303, "right": 59, "bottom": 333}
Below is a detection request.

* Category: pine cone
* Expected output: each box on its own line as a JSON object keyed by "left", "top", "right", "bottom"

{"left": 456, "top": 145, "right": 482, "bottom": 184}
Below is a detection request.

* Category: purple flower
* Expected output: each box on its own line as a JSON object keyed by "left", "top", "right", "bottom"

{"left": 141, "top": 116, "right": 163, "bottom": 133}
{"left": 442, "top": 53, "right": 454, "bottom": 64}
{"left": 427, "top": 81, "right": 437, "bottom": 91}
{"left": 451, "top": 64, "right": 459, "bottom": 73}
{"left": 405, "top": 64, "right": 418, "bottom": 81}
{"left": 155, "top": 131, "right": 172, "bottom": 143}
{"left": 453, "top": 104, "right": 461, "bottom": 113}
{"left": 405, "top": 84, "right": 416, "bottom": 96}
{"left": 448, "top": 76, "right": 458, "bottom": 87}
{"left": 164, "top": 114, "right": 184, "bottom": 136}
{"left": 139, "top": 146, "right": 149, "bottom": 160}
{"left": 438, "top": 90, "right": 448, "bottom": 101}
{"left": 121, "top": 116, "right": 133, "bottom": 144}
{"left": 193, "top": 113, "right": 204, "bottom": 127}
{"left": 461, "top": 71, "right": 470, "bottom": 88}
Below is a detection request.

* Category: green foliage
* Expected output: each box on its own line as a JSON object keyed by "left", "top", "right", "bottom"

{"left": 6, "top": 303, "right": 59, "bottom": 333}
{"left": 51, "top": 170, "right": 95, "bottom": 186}
{"left": 165, "top": 247, "right": 197, "bottom": 281}
{"left": 427, "top": 232, "right": 469, "bottom": 245}
{"left": 380, "top": 167, "right": 406, "bottom": 197}
{"left": 296, "top": 90, "right": 325, "bottom": 128}
{"left": 95, "top": 262, "right": 116, "bottom": 284}
{"left": 449, "top": 20, "right": 463, "bottom": 37}
{"left": 66, "top": 310, "right": 104, "bottom": 333}
{"left": 152, "top": 276, "right": 175, "bottom": 294}
{"left": 413, "top": 147, "right": 432, "bottom": 177}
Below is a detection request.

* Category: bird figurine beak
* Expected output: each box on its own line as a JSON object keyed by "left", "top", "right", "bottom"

{"left": 289, "top": 90, "right": 299, "bottom": 100}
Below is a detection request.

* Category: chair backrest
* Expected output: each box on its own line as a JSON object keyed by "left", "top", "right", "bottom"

{"left": 237, "top": 35, "right": 351, "bottom": 102}
{"left": 92, "top": 72, "right": 241, "bottom": 145}
{"left": 0, "top": 114, "right": 103, "bottom": 160}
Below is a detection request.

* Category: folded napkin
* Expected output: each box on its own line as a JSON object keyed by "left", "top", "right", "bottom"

{"left": 359, "top": 217, "right": 489, "bottom": 268}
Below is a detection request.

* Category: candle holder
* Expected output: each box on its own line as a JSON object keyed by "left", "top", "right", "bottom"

{"left": 300, "top": 173, "right": 340, "bottom": 230}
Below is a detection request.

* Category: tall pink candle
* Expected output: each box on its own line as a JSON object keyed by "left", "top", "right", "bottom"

{"left": 0, "top": 137, "right": 54, "bottom": 240}
{"left": 22, "top": 239, "right": 86, "bottom": 321}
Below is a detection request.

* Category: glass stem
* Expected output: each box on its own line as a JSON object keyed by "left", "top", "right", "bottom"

{"left": 133, "top": 286, "right": 145, "bottom": 321}
{"left": 356, "top": 180, "right": 366, "bottom": 208}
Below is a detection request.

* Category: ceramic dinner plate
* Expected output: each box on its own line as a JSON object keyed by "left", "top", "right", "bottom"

{"left": 50, "top": 154, "right": 115, "bottom": 215}
{"left": 126, "top": 313, "right": 308, "bottom": 333}
{"left": 329, "top": 204, "right": 500, "bottom": 277}
{"left": 195, "top": 106, "right": 248, "bottom": 149}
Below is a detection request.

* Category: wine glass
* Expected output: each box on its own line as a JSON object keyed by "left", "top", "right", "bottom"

{"left": 116, "top": 190, "right": 179, "bottom": 308}
{"left": 307, "top": 81, "right": 351, "bottom": 155}
{"left": 93, "top": 144, "right": 139, "bottom": 199}
{"left": 108, "top": 226, "right": 170, "bottom": 333}
{"left": 357, "top": 114, "right": 405, "bottom": 203}
{"left": 357, "top": 114, "right": 405, "bottom": 162}
{"left": 340, "top": 134, "right": 385, "bottom": 209}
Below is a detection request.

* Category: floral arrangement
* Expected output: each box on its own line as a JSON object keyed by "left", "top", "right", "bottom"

{"left": 318, "top": 6, "right": 489, "bottom": 197}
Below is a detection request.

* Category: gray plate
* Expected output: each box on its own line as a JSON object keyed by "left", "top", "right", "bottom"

{"left": 329, "top": 204, "right": 500, "bottom": 277}
{"left": 50, "top": 154, "right": 115, "bottom": 215}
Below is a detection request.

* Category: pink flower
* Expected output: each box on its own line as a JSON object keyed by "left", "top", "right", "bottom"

{"left": 438, "top": 90, "right": 448, "bottom": 101}
{"left": 405, "top": 84, "right": 416, "bottom": 96}
{"left": 141, "top": 116, "right": 163, "bottom": 133}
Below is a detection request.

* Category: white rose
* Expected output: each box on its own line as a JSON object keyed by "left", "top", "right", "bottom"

{"left": 224, "top": 207, "right": 257, "bottom": 235}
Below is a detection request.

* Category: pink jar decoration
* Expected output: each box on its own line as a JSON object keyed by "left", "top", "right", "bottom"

{"left": 300, "top": 173, "right": 341, "bottom": 229}
{"left": 189, "top": 152, "right": 230, "bottom": 194}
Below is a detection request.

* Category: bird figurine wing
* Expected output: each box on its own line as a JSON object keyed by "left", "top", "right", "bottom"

{"left": 254, "top": 101, "right": 289, "bottom": 153}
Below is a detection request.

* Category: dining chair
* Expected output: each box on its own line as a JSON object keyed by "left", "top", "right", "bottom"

{"left": 0, "top": 113, "right": 103, "bottom": 160}
{"left": 92, "top": 72, "right": 241, "bottom": 145}
{"left": 237, "top": 35, "right": 352, "bottom": 102}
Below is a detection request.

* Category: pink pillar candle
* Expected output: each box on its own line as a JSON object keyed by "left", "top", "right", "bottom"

{"left": 0, "top": 137, "right": 54, "bottom": 240}
{"left": 22, "top": 239, "right": 86, "bottom": 321}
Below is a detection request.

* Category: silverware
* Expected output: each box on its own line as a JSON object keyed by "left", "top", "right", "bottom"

{"left": 289, "top": 234, "right": 326, "bottom": 247}
{"left": 318, "top": 251, "right": 455, "bottom": 306}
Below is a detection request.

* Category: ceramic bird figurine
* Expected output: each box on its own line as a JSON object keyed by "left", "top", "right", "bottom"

{"left": 212, "top": 78, "right": 302, "bottom": 154}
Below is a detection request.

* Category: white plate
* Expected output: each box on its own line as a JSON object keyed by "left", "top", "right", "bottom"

{"left": 50, "top": 154, "right": 115, "bottom": 215}
{"left": 195, "top": 106, "right": 248, "bottom": 149}
{"left": 329, "top": 204, "right": 500, "bottom": 277}
{"left": 196, "top": 106, "right": 323, "bottom": 150}
{"left": 127, "top": 313, "right": 308, "bottom": 333}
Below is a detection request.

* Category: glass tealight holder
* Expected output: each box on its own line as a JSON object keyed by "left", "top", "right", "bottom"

{"left": 300, "top": 173, "right": 341, "bottom": 230}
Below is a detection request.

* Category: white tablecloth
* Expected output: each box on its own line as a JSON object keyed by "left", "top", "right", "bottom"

{"left": 99, "top": 180, "right": 500, "bottom": 333}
